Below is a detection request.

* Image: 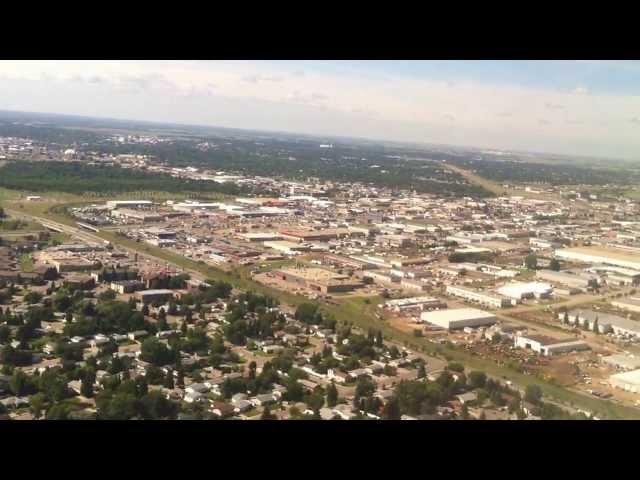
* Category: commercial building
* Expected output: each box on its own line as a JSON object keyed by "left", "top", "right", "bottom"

{"left": 110, "top": 280, "right": 145, "bottom": 294}
{"left": 602, "top": 354, "right": 640, "bottom": 371}
{"left": 279, "top": 228, "right": 357, "bottom": 243}
{"left": 383, "top": 296, "right": 446, "bottom": 311}
{"left": 106, "top": 200, "right": 153, "bottom": 209}
{"left": 513, "top": 333, "right": 590, "bottom": 356}
{"left": 609, "top": 369, "right": 640, "bottom": 393}
{"left": 446, "top": 285, "right": 513, "bottom": 309}
{"left": 561, "top": 309, "right": 640, "bottom": 337}
{"left": 111, "top": 208, "right": 163, "bottom": 223}
{"left": 555, "top": 246, "right": 640, "bottom": 271}
{"left": 420, "top": 308, "right": 497, "bottom": 330}
{"left": 135, "top": 289, "right": 175, "bottom": 304}
{"left": 588, "top": 265, "right": 640, "bottom": 286}
{"left": 400, "top": 278, "right": 429, "bottom": 292}
{"left": 535, "top": 269, "right": 599, "bottom": 290}
{"left": 239, "top": 232, "right": 283, "bottom": 242}
{"left": 263, "top": 241, "right": 312, "bottom": 255}
{"left": 275, "top": 267, "right": 364, "bottom": 294}
{"left": 496, "top": 281, "right": 553, "bottom": 301}
{"left": 611, "top": 296, "right": 640, "bottom": 314}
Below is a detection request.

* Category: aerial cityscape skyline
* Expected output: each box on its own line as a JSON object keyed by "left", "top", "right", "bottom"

{"left": 1, "top": 60, "right": 640, "bottom": 159}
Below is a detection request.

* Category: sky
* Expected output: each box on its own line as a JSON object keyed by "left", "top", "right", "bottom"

{"left": 1, "top": 60, "right": 640, "bottom": 159}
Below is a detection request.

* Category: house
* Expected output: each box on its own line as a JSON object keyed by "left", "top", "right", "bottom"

{"left": 127, "top": 330, "right": 149, "bottom": 341}
{"left": 262, "top": 344, "right": 285, "bottom": 355}
{"left": 456, "top": 391, "right": 478, "bottom": 404}
{"left": 0, "top": 396, "right": 30, "bottom": 409}
{"left": 231, "top": 393, "right": 248, "bottom": 404}
{"left": 184, "top": 391, "right": 205, "bottom": 403}
{"left": 332, "top": 404, "right": 357, "bottom": 420}
{"left": 233, "top": 400, "right": 253, "bottom": 413}
{"left": 374, "top": 389, "right": 395, "bottom": 403}
{"left": 327, "top": 369, "right": 347, "bottom": 384}
{"left": 90, "top": 334, "right": 110, "bottom": 348}
{"left": 67, "top": 380, "right": 83, "bottom": 395}
{"left": 271, "top": 383, "right": 288, "bottom": 398}
{"left": 185, "top": 383, "right": 209, "bottom": 395}
{"left": 298, "top": 379, "right": 319, "bottom": 392}
{"left": 347, "top": 368, "right": 369, "bottom": 381}
{"left": 251, "top": 393, "right": 276, "bottom": 407}
{"left": 211, "top": 401, "right": 236, "bottom": 418}
{"left": 319, "top": 407, "right": 335, "bottom": 420}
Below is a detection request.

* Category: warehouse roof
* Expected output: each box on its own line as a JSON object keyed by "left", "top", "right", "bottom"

{"left": 423, "top": 308, "right": 496, "bottom": 322}
{"left": 610, "top": 368, "right": 640, "bottom": 386}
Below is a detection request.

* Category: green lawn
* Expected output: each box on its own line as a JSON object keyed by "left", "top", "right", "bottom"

{"left": 19, "top": 253, "right": 34, "bottom": 273}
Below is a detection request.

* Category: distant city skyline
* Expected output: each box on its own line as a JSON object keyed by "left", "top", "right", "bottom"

{"left": 1, "top": 60, "right": 639, "bottom": 160}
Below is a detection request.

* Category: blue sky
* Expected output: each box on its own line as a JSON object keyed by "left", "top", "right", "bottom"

{"left": 0, "top": 60, "right": 639, "bottom": 159}
{"left": 266, "top": 60, "right": 640, "bottom": 95}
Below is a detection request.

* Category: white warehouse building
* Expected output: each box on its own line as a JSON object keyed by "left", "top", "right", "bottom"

{"left": 496, "top": 281, "right": 553, "bottom": 301}
{"left": 610, "top": 369, "right": 640, "bottom": 393}
{"left": 446, "top": 285, "right": 514, "bottom": 308}
{"left": 421, "top": 308, "right": 497, "bottom": 330}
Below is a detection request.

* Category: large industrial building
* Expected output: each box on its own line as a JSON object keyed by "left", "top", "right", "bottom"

{"left": 446, "top": 285, "right": 513, "bottom": 309}
{"left": 555, "top": 246, "right": 640, "bottom": 271}
{"left": 561, "top": 309, "right": 640, "bottom": 338}
{"left": 610, "top": 369, "right": 640, "bottom": 393}
{"left": 275, "top": 267, "right": 364, "bottom": 293}
{"left": 420, "top": 308, "right": 497, "bottom": 330}
{"left": 383, "top": 296, "right": 446, "bottom": 311}
{"left": 535, "top": 269, "right": 599, "bottom": 290}
{"left": 106, "top": 200, "right": 153, "bottom": 209}
{"left": 513, "top": 333, "right": 590, "bottom": 356}
{"left": 135, "top": 289, "right": 175, "bottom": 304}
{"left": 263, "top": 241, "right": 312, "bottom": 255}
{"left": 496, "top": 281, "right": 553, "bottom": 301}
{"left": 611, "top": 296, "right": 640, "bottom": 314}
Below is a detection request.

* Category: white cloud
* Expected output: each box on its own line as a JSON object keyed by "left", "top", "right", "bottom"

{"left": 0, "top": 60, "right": 639, "bottom": 158}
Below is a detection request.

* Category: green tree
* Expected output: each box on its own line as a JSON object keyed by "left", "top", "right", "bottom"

{"left": 382, "top": 396, "right": 401, "bottom": 420}
{"left": 261, "top": 405, "right": 277, "bottom": 420}
{"left": 326, "top": 381, "right": 338, "bottom": 407}
{"left": 10, "top": 370, "right": 36, "bottom": 396}
{"left": 46, "top": 403, "right": 70, "bottom": 420}
{"left": 81, "top": 369, "right": 96, "bottom": 398}
{"left": 30, "top": 393, "right": 46, "bottom": 419}
{"left": 468, "top": 371, "right": 487, "bottom": 389}
{"left": 140, "top": 337, "right": 175, "bottom": 366}
{"left": 524, "top": 254, "right": 538, "bottom": 270}
{"left": 549, "top": 258, "right": 561, "bottom": 271}
{"left": 524, "top": 384, "right": 543, "bottom": 405}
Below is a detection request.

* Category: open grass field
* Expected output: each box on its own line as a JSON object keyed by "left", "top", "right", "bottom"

{"left": 441, "top": 162, "right": 507, "bottom": 196}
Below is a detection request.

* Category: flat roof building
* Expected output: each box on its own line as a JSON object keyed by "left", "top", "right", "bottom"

{"left": 610, "top": 369, "right": 640, "bottom": 393}
{"left": 446, "top": 285, "right": 513, "bottom": 309}
{"left": 561, "top": 309, "right": 640, "bottom": 337}
{"left": 135, "top": 289, "right": 175, "bottom": 304}
{"left": 536, "top": 269, "right": 598, "bottom": 290}
{"left": 420, "top": 308, "right": 497, "bottom": 330}
{"left": 496, "top": 281, "right": 553, "bottom": 300}
{"left": 555, "top": 246, "right": 640, "bottom": 271}
{"left": 611, "top": 296, "right": 640, "bottom": 314}
{"left": 275, "top": 267, "right": 364, "bottom": 293}
{"left": 514, "top": 333, "right": 590, "bottom": 356}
